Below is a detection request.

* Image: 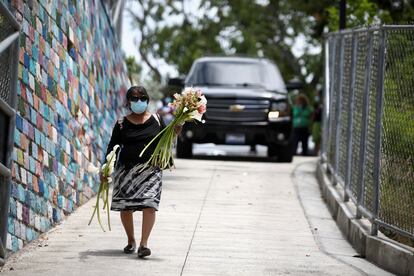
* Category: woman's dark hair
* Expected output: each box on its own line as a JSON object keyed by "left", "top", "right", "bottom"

{"left": 295, "top": 94, "right": 309, "bottom": 107}
{"left": 126, "top": 86, "right": 149, "bottom": 102}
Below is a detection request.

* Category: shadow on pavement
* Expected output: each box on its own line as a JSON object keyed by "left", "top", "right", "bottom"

{"left": 180, "top": 155, "right": 315, "bottom": 163}
{"left": 187, "top": 154, "right": 276, "bottom": 163}
{"left": 78, "top": 250, "right": 166, "bottom": 262}
{"left": 78, "top": 249, "right": 130, "bottom": 259}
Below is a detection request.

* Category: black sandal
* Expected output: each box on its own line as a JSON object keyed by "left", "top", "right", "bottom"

{"left": 137, "top": 245, "right": 151, "bottom": 258}
{"left": 123, "top": 242, "right": 136, "bottom": 254}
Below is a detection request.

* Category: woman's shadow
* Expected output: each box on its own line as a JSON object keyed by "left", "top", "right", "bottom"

{"left": 78, "top": 249, "right": 164, "bottom": 262}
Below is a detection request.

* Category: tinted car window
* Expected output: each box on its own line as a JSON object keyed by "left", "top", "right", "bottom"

{"left": 186, "top": 61, "right": 286, "bottom": 92}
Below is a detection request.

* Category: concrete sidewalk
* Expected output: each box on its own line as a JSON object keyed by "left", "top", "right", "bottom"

{"left": 0, "top": 158, "right": 392, "bottom": 275}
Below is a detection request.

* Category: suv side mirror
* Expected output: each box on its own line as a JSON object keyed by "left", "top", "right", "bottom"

{"left": 286, "top": 79, "right": 304, "bottom": 91}
{"left": 168, "top": 77, "right": 185, "bottom": 87}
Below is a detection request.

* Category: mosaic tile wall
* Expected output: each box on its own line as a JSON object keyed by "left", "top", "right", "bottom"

{"left": 1, "top": 0, "right": 129, "bottom": 252}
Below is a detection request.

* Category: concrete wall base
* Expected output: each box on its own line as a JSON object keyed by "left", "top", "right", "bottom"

{"left": 316, "top": 161, "right": 414, "bottom": 276}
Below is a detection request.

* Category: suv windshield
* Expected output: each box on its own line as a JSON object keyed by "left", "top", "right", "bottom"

{"left": 186, "top": 60, "right": 286, "bottom": 92}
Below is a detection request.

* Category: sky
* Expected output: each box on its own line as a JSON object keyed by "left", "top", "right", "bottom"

{"left": 121, "top": 0, "right": 200, "bottom": 79}
{"left": 121, "top": 1, "right": 321, "bottom": 82}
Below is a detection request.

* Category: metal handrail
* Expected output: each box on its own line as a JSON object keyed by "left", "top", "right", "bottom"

{"left": 324, "top": 24, "right": 414, "bottom": 38}
{"left": 0, "top": 164, "right": 11, "bottom": 179}
{"left": 0, "top": 32, "right": 19, "bottom": 53}
{"left": 0, "top": 98, "right": 15, "bottom": 117}
{"left": 0, "top": 0, "right": 20, "bottom": 266}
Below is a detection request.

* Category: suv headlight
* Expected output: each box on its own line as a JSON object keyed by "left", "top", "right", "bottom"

{"left": 269, "top": 101, "right": 290, "bottom": 122}
{"left": 268, "top": 111, "right": 280, "bottom": 121}
{"left": 271, "top": 102, "right": 288, "bottom": 111}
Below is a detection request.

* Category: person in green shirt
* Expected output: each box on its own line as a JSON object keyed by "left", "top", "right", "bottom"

{"left": 292, "top": 94, "right": 313, "bottom": 156}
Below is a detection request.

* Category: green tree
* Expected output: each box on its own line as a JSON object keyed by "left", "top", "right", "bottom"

{"left": 125, "top": 56, "right": 142, "bottom": 84}
{"left": 127, "top": 0, "right": 164, "bottom": 82}
{"left": 326, "top": 0, "right": 392, "bottom": 31}
{"left": 128, "top": 0, "right": 414, "bottom": 91}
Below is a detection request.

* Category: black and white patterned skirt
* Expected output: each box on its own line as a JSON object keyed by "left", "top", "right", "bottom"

{"left": 110, "top": 164, "right": 162, "bottom": 211}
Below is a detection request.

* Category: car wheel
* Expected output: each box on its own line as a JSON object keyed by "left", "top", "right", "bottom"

{"left": 176, "top": 138, "right": 193, "bottom": 158}
{"left": 267, "top": 145, "right": 278, "bottom": 160}
{"left": 268, "top": 143, "right": 293, "bottom": 163}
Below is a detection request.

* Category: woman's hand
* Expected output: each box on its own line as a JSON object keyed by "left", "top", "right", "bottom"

{"left": 174, "top": 124, "right": 183, "bottom": 135}
{"left": 99, "top": 171, "right": 107, "bottom": 183}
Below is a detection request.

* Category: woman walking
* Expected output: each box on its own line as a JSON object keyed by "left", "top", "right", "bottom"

{"left": 101, "top": 86, "right": 179, "bottom": 258}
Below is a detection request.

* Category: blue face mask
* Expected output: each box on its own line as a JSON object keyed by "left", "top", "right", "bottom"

{"left": 130, "top": 100, "right": 148, "bottom": 114}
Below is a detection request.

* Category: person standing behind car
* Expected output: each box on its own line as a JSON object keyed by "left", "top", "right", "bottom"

{"left": 311, "top": 91, "right": 323, "bottom": 155}
{"left": 292, "top": 94, "right": 313, "bottom": 156}
{"left": 157, "top": 97, "right": 174, "bottom": 125}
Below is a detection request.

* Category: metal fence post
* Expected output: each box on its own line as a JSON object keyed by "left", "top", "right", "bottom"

{"left": 344, "top": 32, "right": 358, "bottom": 202}
{"left": 356, "top": 31, "right": 373, "bottom": 219}
{"left": 321, "top": 37, "right": 331, "bottom": 163}
{"left": 327, "top": 35, "right": 338, "bottom": 176}
{"left": 333, "top": 35, "right": 345, "bottom": 186}
{"left": 370, "top": 28, "right": 386, "bottom": 236}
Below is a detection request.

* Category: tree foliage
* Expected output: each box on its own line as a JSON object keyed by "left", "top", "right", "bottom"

{"left": 125, "top": 56, "right": 142, "bottom": 84}
{"left": 127, "top": 0, "right": 414, "bottom": 91}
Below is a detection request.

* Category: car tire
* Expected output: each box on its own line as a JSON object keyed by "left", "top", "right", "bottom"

{"left": 268, "top": 143, "right": 293, "bottom": 163}
{"left": 176, "top": 137, "right": 193, "bottom": 158}
{"left": 267, "top": 145, "right": 278, "bottom": 160}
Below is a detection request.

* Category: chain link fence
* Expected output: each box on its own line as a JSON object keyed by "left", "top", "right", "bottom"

{"left": 322, "top": 25, "right": 414, "bottom": 240}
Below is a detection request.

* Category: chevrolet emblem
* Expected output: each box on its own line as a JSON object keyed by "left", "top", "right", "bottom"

{"left": 229, "top": 104, "right": 245, "bottom": 112}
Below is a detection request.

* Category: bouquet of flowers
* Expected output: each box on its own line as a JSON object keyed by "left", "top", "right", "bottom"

{"left": 139, "top": 87, "right": 207, "bottom": 170}
{"left": 88, "top": 144, "right": 119, "bottom": 232}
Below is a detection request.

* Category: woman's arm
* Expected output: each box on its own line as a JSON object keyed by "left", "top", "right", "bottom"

{"left": 104, "top": 121, "right": 122, "bottom": 160}
{"left": 174, "top": 124, "right": 182, "bottom": 134}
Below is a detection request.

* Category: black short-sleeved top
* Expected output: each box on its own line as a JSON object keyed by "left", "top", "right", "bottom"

{"left": 105, "top": 114, "right": 164, "bottom": 170}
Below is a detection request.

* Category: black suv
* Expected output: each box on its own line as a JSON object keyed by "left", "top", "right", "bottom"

{"left": 172, "top": 56, "right": 295, "bottom": 162}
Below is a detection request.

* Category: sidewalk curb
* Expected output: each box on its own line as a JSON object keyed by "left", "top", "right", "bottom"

{"left": 316, "top": 161, "right": 414, "bottom": 276}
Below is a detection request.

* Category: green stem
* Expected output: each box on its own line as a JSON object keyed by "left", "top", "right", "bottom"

{"left": 102, "top": 182, "right": 108, "bottom": 210}
{"left": 88, "top": 182, "right": 103, "bottom": 225}
{"left": 96, "top": 191, "right": 105, "bottom": 232}
{"left": 141, "top": 111, "right": 190, "bottom": 170}
{"left": 139, "top": 124, "right": 171, "bottom": 157}
{"left": 140, "top": 111, "right": 188, "bottom": 158}
{"left": 106, "top": 184, "right": 111, "bottom": 231}
{"left": 89, "top": 146, "right": 120, "bottom": 231}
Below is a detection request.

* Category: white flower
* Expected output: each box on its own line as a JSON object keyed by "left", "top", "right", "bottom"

{"left": 103, "top": 144, "right": 119, "bottom": 176}
{"left": 199, "top": 95, "right": 207, "bottom": 105}
{"left": 183, "top": 107, "right": 189, "bottom": 113}
{"left": 87, "top": 163, "right": 100, "bottom": 174}
{"left": 183, "top": 87, "right": 193, "bottom": 95}
{"left": 106, "top": 145, "right": 120, "bottom": 163}
{"left": 189, "top": 110, "right": 203, "bottom": 122}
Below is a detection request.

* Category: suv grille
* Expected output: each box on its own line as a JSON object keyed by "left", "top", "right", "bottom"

{"left": 205, "top": 98, "right": 270, "bottom": 122}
